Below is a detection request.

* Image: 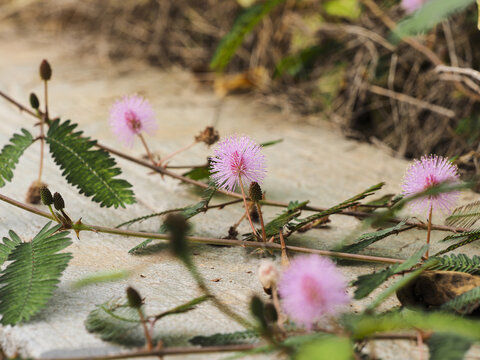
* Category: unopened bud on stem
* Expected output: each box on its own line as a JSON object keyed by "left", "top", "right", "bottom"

{"left": 40, "top": 186, "right": 53, "bottom": 206}
{"left": 29, "top": 93, "right": 40, "bottom": 110}
{"left": 249, "top": 182, "right": 263, "bottom": 202}
{"left": 126, "top": 286, "right": 143, "bottom": 309}
{"left": 39, "top": 60, "right": 52, "bottom": 81}
{"left": 53, "top": 192, "right": 65, "bottom": 210}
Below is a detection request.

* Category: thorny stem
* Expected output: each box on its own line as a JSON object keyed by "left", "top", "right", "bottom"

{"left": 425, "top": 206, "right": 433, "bottom": 259}
{"left": 138, "top": 133, "right": 156, "bottom": 166}
{"left": 239, "top": 178, "right": 260, "bottom": 240}
{"left": 158, "top": 140, "right": 199, "bottom": 167}
{"left": 0, "top": 91, "right": 471, "bottom": 234}
{"left": 0, "top": 192, "right": 404, "bottom": 264}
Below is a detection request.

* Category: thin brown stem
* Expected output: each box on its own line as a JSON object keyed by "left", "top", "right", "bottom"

{"left": 138, "top": 133, "right": 156, "bottom": 166}
{"left": 137, "top": 309, "right": 153, "bottom": 350}
{"left": 278, "top": 230, "right": 290, "bottom": 267}
{"left": 158, "top": 140, "right": 199, "bottom": 167}
{"left": 239, "top": 179, "right": 259, "bottom": 240}
{"left": 0, "top": 192, "right": 404, "bottom": 264}
{"left": 36, "top": 343, "right": 261, "bottom": 360}
{"left": 425, "top": 206, "right": 433, "bottom": 259}
{"left": 256, "top": 201, "right": 267, "bottom": 242}
{"left": 37, "top": 80, "right": 48, "bottom": 183}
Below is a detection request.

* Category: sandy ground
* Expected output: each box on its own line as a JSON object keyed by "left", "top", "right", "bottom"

{"left": 0, "top": 27, "right": 479, "bottom": 359}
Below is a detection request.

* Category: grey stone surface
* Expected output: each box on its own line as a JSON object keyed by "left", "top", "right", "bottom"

{"left": 0, "top": 30, "right": 479, "bottom": 359}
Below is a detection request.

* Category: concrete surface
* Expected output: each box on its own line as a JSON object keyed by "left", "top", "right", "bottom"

{"left": 0, "top": 30, "right": 479, "bottom": 359}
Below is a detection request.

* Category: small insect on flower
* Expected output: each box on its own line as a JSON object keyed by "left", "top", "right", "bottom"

{"left": 109, "top": 94, "right": 157, "bottom": 147}
{"left": 402, "top": 155, "right": 460, "bottom": 214}
{"left": 278, "top": 255, "right": 349, "bottom": 330}
{"left": 210, "top": 135, "right": 266, "bottom": 192}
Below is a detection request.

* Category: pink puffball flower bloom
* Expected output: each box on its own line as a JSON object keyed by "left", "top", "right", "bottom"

{"left": 401, "top": 0, "right": 430, "bottom": 14}
{"left": 109, "top": 94, "right": 157, "bottom": 147}
{"left": 210, "top": 135, "right": 266, "bottom": 192}
{"left": 402, "top": 155, "right": 460, "bottom": 214}
{"left": 278, "top": 255, "right": 350, "bottom": 330}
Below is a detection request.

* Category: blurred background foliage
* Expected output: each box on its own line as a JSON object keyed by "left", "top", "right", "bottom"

{"left": 2, "top": 0, "right": 480, "bottom": 175}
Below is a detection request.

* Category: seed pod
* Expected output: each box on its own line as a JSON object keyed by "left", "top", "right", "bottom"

{"left": 53, "top": 192, "right": 65, "bottom": 210}
{"left": 39, "top": 60, "right": 52, "bottom": 81}
{"left": 126, "top": 287, "right": 143, "bottom": 309}
{"left": 40, "top": 186, "right": 53, "bottom": 206}
{"left": 249, "top": 182, "right": 263, "bottom": 202}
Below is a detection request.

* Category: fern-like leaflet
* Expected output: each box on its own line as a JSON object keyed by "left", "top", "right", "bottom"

{"left": 0, "top": 129, "right": 34, "bottom": 187}
{"left": 46, "top": 119, "right": 135, "bottom": 208}
{"left": 435, "top": 230, "right": 480, "bottom": 255}
{"left": 430, "top": 253, "right": 480, "bottom": 274}
{"left": 0, "top": 223, "right": 72, "bottom": 325}
{"left": 445, "top": 200, "right": 480, "bottom": 229}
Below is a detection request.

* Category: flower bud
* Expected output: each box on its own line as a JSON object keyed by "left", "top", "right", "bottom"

{"left": 126, "top": 286, "right": 143, "bottom": 309}
{"left": 53, "top": 192, "right": 65, "bottom": 210}
{"left": 40, "top": 186, "right": 53, "bottom": 206}
{"left": 258, "top": 260, "right": 278, "bottom": 291}
{"left": 29, "top": 93, "right": 40, "bottom": 110}
{"left": 164, "top": 214, "right": 190, "bottom": 261}
{"left": 39, "top": 60, "right": 52, "bottom": 81}
{"left": 249, "top": 182, "right": 263, "bottom": 202}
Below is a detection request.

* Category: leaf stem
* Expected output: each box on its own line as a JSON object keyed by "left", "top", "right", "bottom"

{"left": 239, "top": 178, "right": 260, "bottom": 240}
{"left": 158, "top": 140, "right": 199, "bottom": 167}
{"left": 426, "top": 206, "right": 433, "bottom": 259}
{"left": 138, "top": 133, "right": 156, "bottom": 166}
{"left": 256, "top": 201, "right": 267, "bottom": 242}
{"left": 37, "top": 80, "right": 48, "bottom": 183}
{"left": 0, "top": 192, "right": 404, "bottom": 264}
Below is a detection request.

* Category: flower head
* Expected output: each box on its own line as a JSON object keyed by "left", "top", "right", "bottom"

{"left": 401, "top": 0, "right": 430, "bottom": 13}
{"left": 109, "top": 94, "right": 157, "bottom": 147}
{"left": 402, "top": 154, "right": 460, "bottom": 214}
{"left": 210, "top": 135, "right": 266, "bottom": 191}
{"left": 278, "top": 255, "right": 349, "bottom": 329}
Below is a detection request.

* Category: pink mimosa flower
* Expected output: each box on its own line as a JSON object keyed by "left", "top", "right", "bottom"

{"left": 401, "top": 0, "right": 430, "bottom": 13}
{"left": 278, "top": 255, "right": 349, "bottom": 330}
{"left": 402, "top": 155, "right": 460, "bottom": 214}
{"left": 210, "top": 135, "right": 266, "bottom": 191}
{"left": 109, "top": 94, "right": 157, "bottom": 147}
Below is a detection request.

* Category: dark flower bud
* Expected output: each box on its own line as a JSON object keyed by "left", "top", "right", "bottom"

{"left": 195, "top": 126, "right": 219, "bottom": 146}
{"left": 40, "top": 186, "right": 53, "bottom": 206}
{"left": 39, "top": 59, "right": 52, "bottom": 81}
{"left": 53, "top": 192, "right": 65, "bottom": 210}
{"left": 126, "top": 286, "right": 143, "bottom": 309}
{"left": 249, "top": 182, "right": 263, "bottom": 202}
{"left": 250, "top": 295, "right": 265, "bottom": 323}
{"left": 29, "top": 93, "right": 40, "bottom": 110}
{"left": 164, "top": 214, "right": 190, "bottom": 260}
{"left": 263, "top": 303, "right": 278, "bottom": 324}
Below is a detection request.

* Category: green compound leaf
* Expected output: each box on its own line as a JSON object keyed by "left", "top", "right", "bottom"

{"left": 430, "top": 253, "right": 480, "bottom": 275}
{"left": 295, "top": 336, "right": 353, "bottom": 360}
{"left": 345, "top": 310, "right": 480, "bottom": 341}
{"left": 0, "top": 230, "right": 22, "bottom": 266}
{"left": 190, "top": 330, "right": 259, "bottom": 346}
{"left": 288, "top": 183, "right": 384, "bottom": 233}
{"left": 435, "top": 230, "right": 480, "bottom": 255}
{"left": 0, "top": 223, "right": 72, "bottom": 325}
{"left": 445, "top": 200, "right": 480, "bottom": 229}
{"left": 46, "top": 119, "right": 135, "bottom": 208}
{"left": 441, "top": 286, "right": 480, "bottom": 315}
{"left": 427, "top": 333, "right": 474, "bottom": 360}
{"left": 210, "top": 0, "right": 285, "bottom": 71}
{"left": 0, "top": 129, "right": 34, "bottom": 187}
{"left": 352, "top": 244, "right": 427, "bottom": 299}
{"left": 340, "top": 221, "right": 407, "bottom": 254}
{"left": 393, "top": 0, "right": 474, "bottom": 40}
{"left": 85, "top": 299, "right": 144, "bottom": 347}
